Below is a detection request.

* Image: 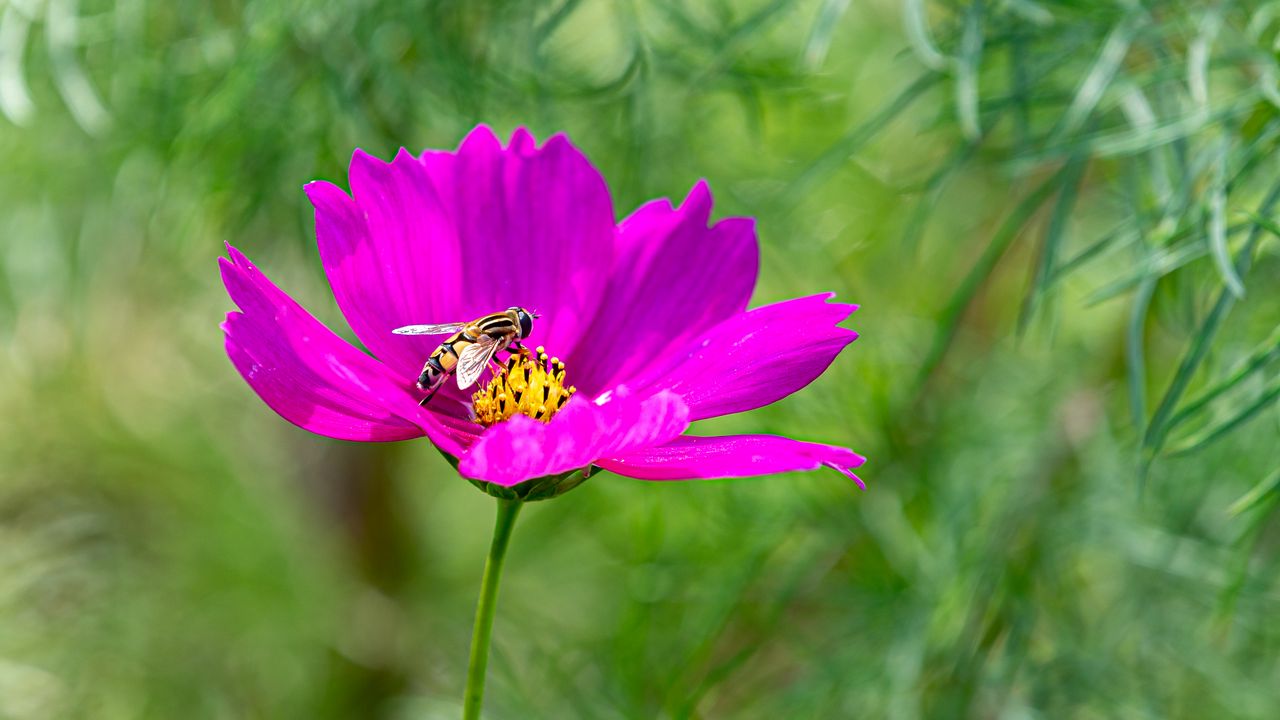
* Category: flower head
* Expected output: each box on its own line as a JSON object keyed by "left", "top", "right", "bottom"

{"left": 220, "top": 126, "right": 864, "bottom": 497}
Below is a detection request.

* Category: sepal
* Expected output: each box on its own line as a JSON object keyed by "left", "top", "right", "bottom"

{"left": 467, "top": 466, "right": 596, "bottom": 502}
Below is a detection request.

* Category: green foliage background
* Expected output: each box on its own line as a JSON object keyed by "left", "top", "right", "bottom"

{"left": 1, "top": 1, "right": 1277, "bottom": 718}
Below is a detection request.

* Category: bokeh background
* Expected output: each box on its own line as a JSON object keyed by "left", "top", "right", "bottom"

{"left": 2, "top": 1, "right": 1278, "bottom": 718}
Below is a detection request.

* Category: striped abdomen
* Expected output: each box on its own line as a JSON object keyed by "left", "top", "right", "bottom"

{"left": 418, "top": 329, "right": 475, "bottom": 391}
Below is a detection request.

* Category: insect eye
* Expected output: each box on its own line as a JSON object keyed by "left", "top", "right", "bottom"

{"left": 518, "top": 310, "right": 534, "bottom": 338}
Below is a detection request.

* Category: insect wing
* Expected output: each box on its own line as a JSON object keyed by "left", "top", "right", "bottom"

{"left": 455, "top": 338, "right": 499, "bottom": 389}
{"left": 392, "top": 322, "right": 467, "bottom": 335}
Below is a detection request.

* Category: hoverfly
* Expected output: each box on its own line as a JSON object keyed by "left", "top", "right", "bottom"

{"left": 393, "top": 307, "right": 538, "bottom": 404}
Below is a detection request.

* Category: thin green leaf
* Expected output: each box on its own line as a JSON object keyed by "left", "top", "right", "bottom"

{"left": 1119, "top": 84, "right": 1173, "bottom": 208}
{"left": 783, "top": 72, "right": 942, "bottom": 207}
{"left": 1165, "top": 377, "right": 1280, "bottom": 457}
{"left": 1168, "top": 325, "right": 1280, "bottom": 432}
{"left": 1143, "top": 177, "right": 1280, "bottom": 456}
{"left": 1186, "top": 8, "right": 1224, "bottom": 111}
{"left": 1047, "top": 13, "right": 1139, "bottom": 146}
{"left": 1019, "top": 154, "right": 1087, "bottom": 333}
{"left": 955, "top": 1, "right": 985, "bottom": 140}
{"left": 1051, "top": 220, "right": 1140, "bottom": 283}
{"left": 46, "top": 0, "right": 111, "bottom": 134}
{"left": 801, "top": 0, "right": 851, "bottom": 71}
{"left": 1009, "top": 27, "right": 1032, "bottom": 153}
{"left": 536, "top": 0, "right": 583, "bottom": 41}
{"left": 1127, "top": 277, "right": 1157, "bottom": 437}
{"left": 1246, "top": 4, "right": 1280, "bottom": 43}
{"left": 1084, "top": 240, "right": 1207, "bottom": 306}
{"left": 682, "top": 0, "right": 797, "bottom": 94}
{"left": 1228, "top": 467, "right": 1280, "bottom": 517}
{"left": 1225, "top": 118, "right": 1280, "bottom": 195}
{"left": 914, "top": 165, "right": 1067, "bottom": 391}
{"left": 559, "top": 50, "right": 645, "bottom": 100}
{"left": 903, "top": 0, "right": 947, "bottom": 71}
{"left": 1237, "top": 209, "right": 1280, "bottom": 241}
{"left": 1207, "top": 142, "right": 1246, "bottom": 297}
{"left": 0, "top": 4, "right": 36, "bottom": 125}
{"left": 902, "top": 139, "right": 981, "bottom": 253}
{"left": 1019, "top": 99, "right": 1258, "bottom": 165}
{"left": 1005, "top": 0, "right": 1054, "bottom": 27}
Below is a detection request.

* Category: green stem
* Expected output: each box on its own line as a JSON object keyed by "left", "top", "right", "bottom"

{"left": 463, "top": 497, "right": 522, "bottom": 720}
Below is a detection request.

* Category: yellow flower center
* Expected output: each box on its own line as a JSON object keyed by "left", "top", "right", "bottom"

{"left": 472, "top": 346, "right": 576, "bottom": 427}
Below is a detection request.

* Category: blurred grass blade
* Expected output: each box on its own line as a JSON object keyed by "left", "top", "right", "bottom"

{"left": 681, "top": 0, "right": 796, "bottom": 93}
{"left": 1119, "top": 85, "right": 1172, "bottom": 206}
{"left": 955, "top": 1, "right": 984, "bottom": 140}
{"left": 1019, "top": 154, "right": 1087, "bottom": 333}
{"left": 1187, "top": 8, "right": 1223, "bottom": 111}
{"left": 563, "top": 50, "right": 644, "bottom": 100}
{"left": 1228, "top": 467, "right": 1280, "bottom": 517}
{"left": 536, "top": 0, "right": 583, "bottom": 41}
{"left": 1207, "top": 142, "right": 1245, "bottom": 297}
{"left": 1023, "top": 100, "right": 1256, "bottom": 165}
{"left": 1238, "top": 209, "right": 1280, "bottom": 241}
{"left": 1166, "top": 376, "right": 1280, "bottom": 457}
{"left": 1048, "top": 13, "right": 1139, "bottom": 146}
{"left": 914, "top": 165, "right": 1066, "bottom": 391}
{"left": 1009, "top": 26, "right": 1032, "bottom": 151}
{"left": 1084, "top": 240, "right": 1207, "bottom": 306}
{"left": 1246, "top": 4, "right": 1279, "bottom": 43}
{"left": 802, "top": 0, "right": 851, "bottom": 71}
{"left": 1127, "top": 277, "right": 1157, "bottom": 436}
{"left": 1051, "top": 220, "right": 1138, "bottom": 282}
{"left": 1168, "top": 325, "right": 1280, "bottom": 432}
{"left": 903, "top": 0, "right": 947, "bottom": 71}
{"left": 46, "top": 0, "right": 111, "bottom": 134}
{"left": 903, "top": 138, "right": 981, "bottom": 253}
{"left": 1225, "top": 118, "right": 1280, "bottom": 193}
{"left": 0, "top": 3, "right": 35, "bottom": 125}
{"left": 784, "top": 72, "right": 941, "bottom": 206}
{"left": 1251, "top": 11, "right": 1280, "bottom": 108}
{"left": 1005, "top": 0, "right": 1053, "bottom": 26}
{"left": 1144, "top": 176, "right": 1280, "bottom": 456}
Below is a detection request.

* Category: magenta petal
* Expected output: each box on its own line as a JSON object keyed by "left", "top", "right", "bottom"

{"left": 310, "top": 127, "right": 617, "bottom": 379}
{"left": 220, "top": 245, "right": 471, "bottom": 453}
{"left": 570, "top": 181, "right": 758, "bottom": 393}
{"left": 458, "top": 387, "right": 690, "bottom": 487}
{"left": 224, "top": 320, "right": 420, "bottom": 442}
{"left": 416, "top": 126, "right": 616, "bottom": 360}
{"left": 598, "top": 435, "right": 866, "bottom": 487}
{"left": 631, "top": 293, "right": 857, "bottom": 421}
{"left": 308, "top": 149, "right": 463, "bottom": 379}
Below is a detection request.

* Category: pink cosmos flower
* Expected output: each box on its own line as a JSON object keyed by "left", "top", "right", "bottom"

{"left": 220, "top": 125, "right": 864, "bottom": 496}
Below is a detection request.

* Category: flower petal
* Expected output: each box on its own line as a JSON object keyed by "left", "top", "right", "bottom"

{"left": 220, "top": 245, "right": 472, "bottom": 452}
{"left": 309, "top": 126, "right": 617, "bottom": 380}
{"left": 417, "top": 125, "right": 616, "bottom": 361}
{"left": 598, "top": 434, "right": 866, "bottom": 487}
{"left": 570, "top": 180, "right": 758, "bottom": 393}
{"left": 224, "top": 319, "right": 420, "bottom": 442}
{"left": 458, "top": 387, "right": 690, "bottom": 487}
{"left": 631, "top": 293, "right": 857, "bottom": 421}
{"left": 307, "top": 151, "right": 462, "bottom": 379}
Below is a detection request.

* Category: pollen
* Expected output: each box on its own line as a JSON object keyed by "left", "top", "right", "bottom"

{"left": 472, "top": 346, "right": 576, "bottom": 427}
